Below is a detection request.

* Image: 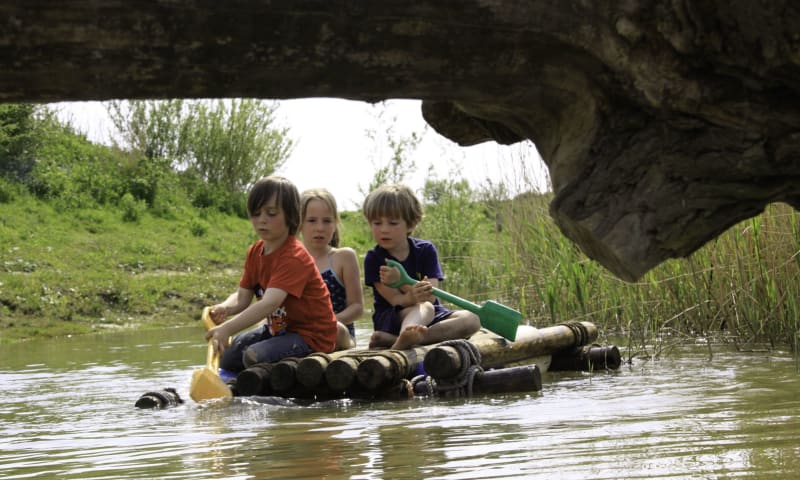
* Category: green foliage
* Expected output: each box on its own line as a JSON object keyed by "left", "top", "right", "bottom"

{"left": 0, "top": 103, "right": 38, "bottom": 181}
{"left": 189, "top": 217, "right": 209, "bottom": 237}
{"left": 0, "top": 176, "right": 21, "bottom": 203}
{"left": 188, "top": 99, "right": 293, "bottom": 192}
{"left": 417, "top": 170, "right": 482, "bottom": 269}
{"left": 120, "top": 192, "right": 145, "bottom": 222}
{"left": 481, "top": 193, "right": 800, "bottom": 357}
{"left": 117, "top": 153, "right": 170, "bottom": 207}
{"left": 106, "top": 99, "right": 191, "bottom": 167}
{"left": 106, "top": 99, "right": 293, "bottom": 214}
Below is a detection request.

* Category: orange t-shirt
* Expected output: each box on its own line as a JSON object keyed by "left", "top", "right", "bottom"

{"left": 239, "top": 236, "right": 337, "bottom": 353}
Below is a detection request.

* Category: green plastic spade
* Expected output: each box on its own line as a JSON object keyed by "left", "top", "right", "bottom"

{"left": 385, "top": 259, "right": 520, "bottom": 341}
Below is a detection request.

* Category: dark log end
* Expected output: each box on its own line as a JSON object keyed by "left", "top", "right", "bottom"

{"left": 269, "top": 361, "right": 298, "bottom": 393}
{"left": 236, "top": 363, "right": 274, "bottom": 396}
{"left": 423, "top": 346, "right": 463, "bottom": 379}
{"left": 356, "top": 356, "right": 396, "bottom": 390}
{"left": 325, "top": 357, "right": 360, "bottom": 392}
{"left": 296, "top": 356, "right": 329, "bottom": 389}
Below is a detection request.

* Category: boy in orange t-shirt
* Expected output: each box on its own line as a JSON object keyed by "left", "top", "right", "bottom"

{"left": 205, "top": 176, "right": 337, "bottom": 373}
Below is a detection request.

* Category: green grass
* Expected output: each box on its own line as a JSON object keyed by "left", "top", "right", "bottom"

{"left": 0, "top": 192, "right": 255, "bottom": 342}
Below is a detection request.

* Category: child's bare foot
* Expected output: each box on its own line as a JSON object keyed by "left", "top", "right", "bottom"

{"left": 391, "top": 324, "right": 428, "bottom": 350}
{"left": 369, "top": 331, "right": 396, "bottom": 349}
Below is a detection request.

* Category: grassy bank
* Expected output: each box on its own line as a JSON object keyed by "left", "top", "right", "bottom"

{"left": 0, "top": 192, "right": 256, "bottom": 342}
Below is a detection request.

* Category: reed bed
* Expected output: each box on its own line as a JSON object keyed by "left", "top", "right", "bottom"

{"left": 418, "top": 196, "right": 800, "bottom": 357}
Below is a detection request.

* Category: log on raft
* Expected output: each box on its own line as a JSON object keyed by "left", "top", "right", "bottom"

{"left": 424, "top": 322, "right": 598, "bottom": 379}
{"left": 412, "top": 364, "right": 543, "bottom": 398}
{"left": 325, "top": 355, "right": 364, "bottom": 392}
{"left": 269, "top": 357, "right": 302, "bottom": 393}
{"left": 350, "top": 364, "right": 544, "bottom": 400}
{"left": 356, "top": 346, "right": 429, "bottom": 390}
{"left": 323, "top": 344, "right": 440, "bottom": 392}
{"left": 236, "top": 362, "right": 276, "bottom": 397}
{"left": 295, "top": 350, "right": 355, "bottom": 389}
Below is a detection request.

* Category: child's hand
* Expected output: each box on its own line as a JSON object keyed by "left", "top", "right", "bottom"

{"left": 205, "top": 325, "right": 231, "bottom": 355}
{"left": 412, "top": 277, "right": 435, "bottom": 303}
{"left": 209, "top": 305, "right": 228, "bottom": 325}
{"left": 379, "top": 264, "right": 401, "bottom": 287}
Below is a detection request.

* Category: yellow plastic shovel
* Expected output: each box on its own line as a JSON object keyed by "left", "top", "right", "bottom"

{"left": 189, "top": 308, "right": 232, "bottom": 402}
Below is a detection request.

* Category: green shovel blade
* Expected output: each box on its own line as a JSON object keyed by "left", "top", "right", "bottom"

{"left": 386, "top": 259, "right": 520, "bottom": 341}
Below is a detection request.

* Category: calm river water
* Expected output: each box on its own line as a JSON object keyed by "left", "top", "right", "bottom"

{"left": 1, "top": 325, "right": 799, "bottom": 479}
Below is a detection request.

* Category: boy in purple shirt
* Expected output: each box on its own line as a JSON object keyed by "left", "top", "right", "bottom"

{"left": 363, "top": 184, "right": 480, "bottom": 350}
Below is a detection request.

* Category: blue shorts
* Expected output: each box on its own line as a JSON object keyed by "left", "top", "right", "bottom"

{"left": 372, "top": 305, "right": 453, "bottom": 336}
{"left": 219, "top": 324, "right": 311, "bottom": 373}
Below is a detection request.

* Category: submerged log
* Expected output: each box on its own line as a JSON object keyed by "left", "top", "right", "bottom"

{"left": 475, "top": 365, "right": 543, "bottom": 394}
{"left": 504, "top": 355, "right": 552, "bottom": 373}
{"left": 549, "top": 345, "right": 622, "bottom": 372}
{"left": 424, "top": 322, "right": 597, "bottom": 379}
{"left": 134, "top": 388, "right": 184, "bottom": 409}
{"left": 413, "top": 364, "right": 543, "bottom": 398}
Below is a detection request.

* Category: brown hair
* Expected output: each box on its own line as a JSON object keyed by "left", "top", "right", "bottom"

{"left": 300, "top": 188, "right": 341, "bottom": 247}
{"left": 362, "top": 184, "right": 423, "bottom": 231}
{"left": 247, "top": 176, "right": 301, "bottom": 235}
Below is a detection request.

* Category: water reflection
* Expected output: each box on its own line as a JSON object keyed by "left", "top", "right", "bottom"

{"left": 1, "top": 327, "right": 799, "bottom": 479}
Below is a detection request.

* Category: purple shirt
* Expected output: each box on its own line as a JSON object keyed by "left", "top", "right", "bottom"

{"left": 364, "top": 237, "right": 449, "bottom": 321}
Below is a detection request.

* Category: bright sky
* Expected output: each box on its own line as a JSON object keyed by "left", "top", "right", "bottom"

{"left": 55, "top": 98, "right": 549, "bottom": 211}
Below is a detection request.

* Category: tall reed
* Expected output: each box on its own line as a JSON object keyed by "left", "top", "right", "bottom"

{"left": 425, "top": 192, "right": 800, "bottom": 357}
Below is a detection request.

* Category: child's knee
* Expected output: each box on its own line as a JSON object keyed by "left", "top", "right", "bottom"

{"left": 468, "top": 314, "right": 481, "bottom": 332}
{"left": 420, "top": 301, "right": 436, "bottom": 320}
{"left": 461, "top": 312, "right": 481, "bottom": 333}
{"left": 243, "top": 348, "right": 259, "bottom": 368}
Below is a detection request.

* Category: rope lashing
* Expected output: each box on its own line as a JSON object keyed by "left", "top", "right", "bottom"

{"left": 559, "top": 321, "right": 591, "bottom": 346}
{"left": 376, "top": 350, "right": 410, "bottom": 381}
{"left": 420, "top": 339, "right": 483, "bottom": 398}
{"left": 410, "top": 373, "right": 436, "bottom": 397}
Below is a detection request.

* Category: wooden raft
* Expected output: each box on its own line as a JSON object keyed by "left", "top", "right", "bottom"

{"left": 231, "top": 321, "right": 620, "bottom": 400}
